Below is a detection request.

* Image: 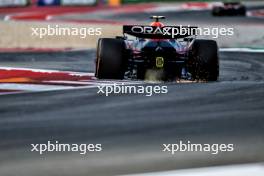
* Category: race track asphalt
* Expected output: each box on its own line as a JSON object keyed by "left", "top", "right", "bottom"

{"left": 0, "top": 50, "right": 263, "bottom": 176}
{"left": 0, "top": 3, "right": 264, "bottom": 176}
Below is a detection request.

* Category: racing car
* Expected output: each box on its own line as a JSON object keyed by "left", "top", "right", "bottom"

{"left": 212, "top": 2, "right": 246, "bottom": 16}
{"left": 95, "top": 16, "right": 219, "bottom": 81}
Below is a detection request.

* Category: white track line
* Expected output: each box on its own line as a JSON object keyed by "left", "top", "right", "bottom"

{"left": 0, "top": 83, "right": 77, "bottom": 91}
{"left": 43, "top": 80, "right": 144, "bottom": 86}
{"left": 0, "top": 80, "right": 142, "bottom": 92}
{"left": 0, "top": 66, "right": 94, "bottom": 76}
{"left": 220, "top": 48, "right": 264, "bottom": 53}
{"left": 123, "top": 163, "right": 264, "bottom": 176}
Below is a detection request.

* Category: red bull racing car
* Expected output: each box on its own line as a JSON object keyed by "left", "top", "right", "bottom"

{"left": 95, "top": 16, "right": 219, "bottom": 81}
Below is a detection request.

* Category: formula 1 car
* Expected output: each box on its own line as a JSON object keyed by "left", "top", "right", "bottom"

{"left": 212, "top": 2, "right": 246, "bottom": 16}
{"left": 95, "top": 16, "right": 219, "bottom": 81}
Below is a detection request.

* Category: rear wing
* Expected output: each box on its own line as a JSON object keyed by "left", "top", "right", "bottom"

{"left": 123, "top": 25, "right": 198, "bottom": 39}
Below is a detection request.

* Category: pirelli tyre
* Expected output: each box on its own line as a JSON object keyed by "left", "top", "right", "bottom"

{"left": 189, "top": 39, "right": 219, "bottom": 81}
{"left": 95, "top": 38, "right": 127, "bottom": 79}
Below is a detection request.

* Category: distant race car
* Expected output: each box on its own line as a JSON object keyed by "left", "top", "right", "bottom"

{"left": 212, "top": 2, "right": 246, "bottom": 16}
{"left": 95, "top": 16, "right": 219, "bottom": 81}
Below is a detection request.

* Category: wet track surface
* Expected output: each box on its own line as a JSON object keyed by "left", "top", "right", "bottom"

{"left": 1, "top": 3, "right": 264, "bottom": 176}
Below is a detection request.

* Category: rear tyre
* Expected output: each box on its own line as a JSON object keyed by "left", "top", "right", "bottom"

{"left": 188, "top": 39, "right": 219, "bottom": 81}
{"left": 95, "top": 38, "right": 126, "bottom": 79}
